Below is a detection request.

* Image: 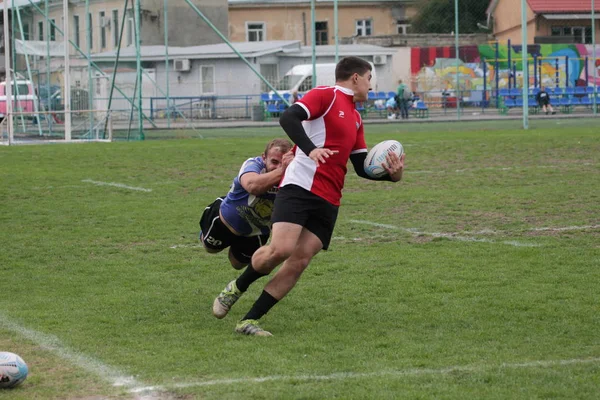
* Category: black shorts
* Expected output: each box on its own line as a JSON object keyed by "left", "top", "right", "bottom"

{"left": 199, "top": 197, "right": 269, "bottom": 264}
{"left": 539, "top": 99, "right": 550, "bottom": 106}
{"left": 271, "top": 184, "right": 339, "bottom": 250}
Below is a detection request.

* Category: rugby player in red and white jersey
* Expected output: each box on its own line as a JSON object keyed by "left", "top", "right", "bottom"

{"left": 212, "top": 56, "right": 405, "bottom": 336}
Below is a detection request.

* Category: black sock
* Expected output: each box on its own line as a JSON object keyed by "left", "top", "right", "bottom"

{"left": 235, "top": 263, "right": 267, "bottom": 292}
{"left": 243, "top": 290, "right": 278, "bottom": 321}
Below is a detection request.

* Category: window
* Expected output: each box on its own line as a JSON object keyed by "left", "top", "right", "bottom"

{"left": 73, "top": 15, "right": 80, "bottom": 47}
{"left": 200, "top": 65, "right": 215, "bottom": 94}
{"left": 315, "top": 21, "right": 328, "bottom": 45}
{"left": 99, "top": 11, "right": 106, "bottom": 49}
{"left": 38, "top": 21, "right": 44, "bottom": 41}
{"left": 246, "top": 22, "right": 265, "bottom": 42}
{"left": 112, "top": 10, "right": 119, "bottom": 47}
{"left": 88, "top": 13, "right": 93, "bottom": 49}
{"left": 10, "top": 83, "right": 30, "bottom": 95}
{"left": 126, "top": 10, "right": 134, "bottom": 46}
{"left": 396, "top": 19, "right": 411, "bottom": 35}
{"left": 585, "top": 26, "right": 592, "bottom": 44}
{"left": 550, "top": 25, "right": 593, "bottom": 44}
{"left": 50, "top": 19, "right": 56, "bottom": 41}
{"left": 21, "top": 23, "right": 29, "bottom": 40}
{"left": 356, "top": 19, "right": 372, "bottom": 36}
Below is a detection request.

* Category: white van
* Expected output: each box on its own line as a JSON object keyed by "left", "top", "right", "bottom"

{"left": 272, "top": 62, "right": 377, "bottom": 98}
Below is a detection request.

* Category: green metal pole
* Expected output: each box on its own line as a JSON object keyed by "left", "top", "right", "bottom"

{"left": 127, "top": 67, "right": 138, "bottom": 141}
{"left": 45, "top": 0, "right": 52, "bottom": 135}
{"left": 103, "top": 0, "right": 129, "bottom": 137}
{"left": 181, "top": 0, "right": 288, "bottom": 105}
{"left": 593, "top": 0, "right": 597, "bottom": 115}
{"left": 85, "top": 0, "right": 92, "bottom": 135}
{"left": 164, "top": 0, "right": 170, "bottom": 128}
{"left": 12, "top": 0, "right": 27, "bottom": 133}
{"left": 134, "top": 0, "right": 143, "bottom": 139}
{"left": 334, "top": 0, "right": 338, "bottom": 63}
{"left": 24, "top": 0, "right": 157, "bottom": 127}
{"left": 521, "top": 0, "right": 529, "bottom": 129}
{"left": 14, "top": 3, "right": 43, "bottom": 137}
{"left": 454, "top": 0, "right": 460, "bottom": 120}
{"left": 311, "top": 0, "right": 316, "bottom": 88}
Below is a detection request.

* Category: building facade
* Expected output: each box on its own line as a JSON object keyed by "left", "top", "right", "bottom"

{"left": 228, "top": 0, "right": 417, "bottom": 45}
{"left": 6, "top": 0, "right": 228, "bottom": 56}
{"left": 488, "top": 0, "right": 600, "bottom": 44}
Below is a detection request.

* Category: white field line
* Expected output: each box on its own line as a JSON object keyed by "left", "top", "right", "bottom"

{"left": 530, "top": 224, "right": 600, "bottom": 232}
{"left": 169, "top": 243, "right": 203, "bottom": 249}
{"left": 129, "top": 357, "right": 600, "bottom": 393}
{"left": 462, "top": 224, "right": 600, "bottom": 236}
{"left": 31, "top": 185, "right": 85, "bottom": 190}
{"left": 348, "top": 220, "right": 540, "bottom": 248}
{"left": 2, "top": 313, "right": 597, "bottom": 395}
{"left": 410, "top": 162, "right": 595, "bottom": 175}
{"left": 0, "top": 313, "right": 142, "bottom": 389}
{"left": 82, "top": 179, "right": 152, "bottom": 192}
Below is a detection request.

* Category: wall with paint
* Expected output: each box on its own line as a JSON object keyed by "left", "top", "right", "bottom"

{"left": 410, "top": 43, "right": 600, "bottom": 94}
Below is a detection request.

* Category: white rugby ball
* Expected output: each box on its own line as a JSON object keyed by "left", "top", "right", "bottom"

{"left": 364, "top": 140, "right": 404, "bottom": 178}
{"left": 0, "top": 352, "right": 28, "bottom": 389}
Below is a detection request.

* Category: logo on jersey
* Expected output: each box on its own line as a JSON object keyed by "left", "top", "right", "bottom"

{"left": 356, "top": 122, "right": 360, "bottom": 129}
{"left": 339, "top": 111, "right": 345, "bottom": 118}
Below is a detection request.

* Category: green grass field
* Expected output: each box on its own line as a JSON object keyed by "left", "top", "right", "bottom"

{"left": 1, "top": 119, "right": 599, "bottom": 399}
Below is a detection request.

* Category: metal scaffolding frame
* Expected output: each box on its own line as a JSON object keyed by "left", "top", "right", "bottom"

{"left": 1, "top": 0, "right": 340, "bottom": 143}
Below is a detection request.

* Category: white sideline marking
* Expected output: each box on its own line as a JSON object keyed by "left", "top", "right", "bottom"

{"left": 82, "top": 179, "right": 152, "bottom": 192}
{"left": 32, "top": 185, "right": 85, "bottom": 190}
{"left": 129, "top": 357, "right": 600, "bottom": 393}
{"left": 0, "top": 313, "right": 142, "bottom": 389}
{"left": 531, "top": 224, "right": 600, "bottom": 232}
{"left": 411, "top": 162, "right": 595, "bottom": 175}
{"left": 348, "top": 220, "right": 540, "bottom": 247}
{"left": 461, "top": 225, "right": 600, "bottom": 236}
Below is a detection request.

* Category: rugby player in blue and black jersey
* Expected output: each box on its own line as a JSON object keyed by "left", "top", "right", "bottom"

{"left": 199, "top": 138, "right": 293, "bottom": 277}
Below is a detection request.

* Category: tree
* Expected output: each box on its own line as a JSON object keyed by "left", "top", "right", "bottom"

{"left": 410, "top": 0, "right": 488, "bottom": 34}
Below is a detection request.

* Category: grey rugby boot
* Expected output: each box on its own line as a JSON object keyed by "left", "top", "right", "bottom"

{"left": 212, "top": 280, "right": 242, "bottom": 319}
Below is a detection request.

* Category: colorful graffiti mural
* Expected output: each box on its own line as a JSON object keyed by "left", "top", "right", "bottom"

{"left": 411, "top": 44, "right": 600, "bottom": 94}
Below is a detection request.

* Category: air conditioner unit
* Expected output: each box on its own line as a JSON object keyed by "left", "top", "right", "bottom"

{"left": 174, "top": 59, "right": 191, "bottom": 72}
{"left": 373, "top": 55, "right": 387, "bottom": 65}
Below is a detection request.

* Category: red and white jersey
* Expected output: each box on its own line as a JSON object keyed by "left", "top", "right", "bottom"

{"left": 281, "top": 85, "right": 367, "bottom": 206}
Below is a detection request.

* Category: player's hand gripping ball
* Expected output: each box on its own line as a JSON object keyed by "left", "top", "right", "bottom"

{"left": 364, "top": 140, "right": 404, "bottom": 178}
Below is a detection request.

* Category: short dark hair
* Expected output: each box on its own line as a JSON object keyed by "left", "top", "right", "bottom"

{"left": 264, "top": 138, "right": 292, "bottom": 156}
{"left": 335, "top": 56, "right": 372, "bottom": 82}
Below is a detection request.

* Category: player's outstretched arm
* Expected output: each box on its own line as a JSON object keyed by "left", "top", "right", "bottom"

{"left": 240, "top": 169, "right": 283, "bottom": 196}
{"left": 240, "top": 152, "right": 293, "bottom": 196}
